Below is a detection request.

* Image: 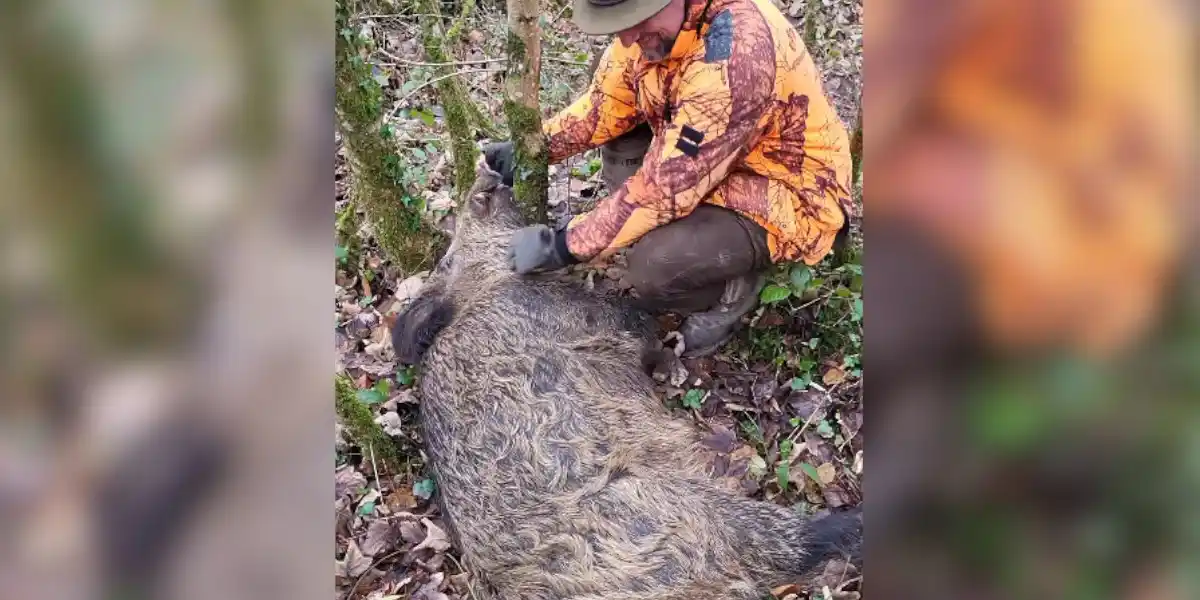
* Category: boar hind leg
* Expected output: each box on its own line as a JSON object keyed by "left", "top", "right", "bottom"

{"left": 390, "top": 291, "right": 455, "bottom": 365}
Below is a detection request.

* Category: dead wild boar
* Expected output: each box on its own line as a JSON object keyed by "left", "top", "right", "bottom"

{"left": 391, "top": 162, "right": 862, "bottom": 600}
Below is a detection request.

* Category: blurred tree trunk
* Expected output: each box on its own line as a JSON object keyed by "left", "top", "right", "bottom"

{"left": 503, "top": 0, "right": 550, "bottom": 224}
{"left": 335, "top": 0, "right": 442, "bottom": 273}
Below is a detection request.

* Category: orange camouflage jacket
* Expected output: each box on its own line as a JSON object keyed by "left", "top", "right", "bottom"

{"left": 543, "top": 0, "right": 854, "bottom": 265}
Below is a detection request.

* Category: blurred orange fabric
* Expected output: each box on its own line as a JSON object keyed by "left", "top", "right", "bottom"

{"left": 869, "top": 0, "right": 1192, "bottom": 356}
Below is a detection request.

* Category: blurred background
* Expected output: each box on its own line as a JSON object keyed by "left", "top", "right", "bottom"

{"left": 866, "top": 0, "right": 1197, "bottom": 598}
{"left": 0, "top": 0, "right": 1194, "bottom": 599}
{"left": 0, "top": 1, "right": 332, "bottom": 599}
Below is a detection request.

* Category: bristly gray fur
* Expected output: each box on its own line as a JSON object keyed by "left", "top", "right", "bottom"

{"left": 391, "top": 161, "right": 862, "bottom": 600}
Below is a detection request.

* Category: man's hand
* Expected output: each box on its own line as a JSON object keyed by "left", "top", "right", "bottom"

{"left": 508, "top": 225, "right": 568, "bottom": 274}
{"left": 482, "top": 141, "right": 515, "bottom": 187}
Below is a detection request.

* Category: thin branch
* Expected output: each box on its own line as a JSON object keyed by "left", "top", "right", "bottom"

{"left": 376, "top": 52, "right": 586, "bottom": 68}
{"left": 378, "top": 51, "right": 504, "bottom": 67}
{"left": 393, "top": 68, "right": 498, "bottom": 111}
{"left": 354, "top": 13, "right": 442, "bottom": 20}
{"left": 546, "top": 57, "right": 590, "bottom": 66}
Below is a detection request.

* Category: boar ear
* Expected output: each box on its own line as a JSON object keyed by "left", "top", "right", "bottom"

{"left": 391, "top": 292, "right": 455, "bottom": 365}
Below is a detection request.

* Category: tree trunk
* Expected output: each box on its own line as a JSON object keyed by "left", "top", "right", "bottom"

{"left": 335, "top": 0, "right": 443, "bottom": 273}
{"left": 335, "top": 375, "right": 401, "bottom": 467}
{"left": 503, "top": 0, "right": 550, "bottom": 224}
{"left": 415, "top": 0, "right": 492, "bottom": 199}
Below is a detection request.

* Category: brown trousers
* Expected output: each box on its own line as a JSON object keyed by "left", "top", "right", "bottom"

{"left": 600, "top": 126, "right": 772, "bottom": 313}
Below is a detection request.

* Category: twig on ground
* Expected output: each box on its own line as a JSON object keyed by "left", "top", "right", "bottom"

{"left": 355, "top": 13, "right": 441, "bottom": 20}
{"left": 545, "top": 57, "right": 590, "bottom": 66}
{"left": 367, "top": 441, "right": 382, "bottom": 493}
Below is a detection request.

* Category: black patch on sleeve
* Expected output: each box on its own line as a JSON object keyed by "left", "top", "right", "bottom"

{"left": 680, "top": 125, "right": 705, "bottom": 144}
{"left": 676, "top": 137, "right": 701, "bottom": 157}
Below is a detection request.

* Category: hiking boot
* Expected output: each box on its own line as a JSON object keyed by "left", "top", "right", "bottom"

{"left": 678, "top": 272, "right": 767, "bottom": 357}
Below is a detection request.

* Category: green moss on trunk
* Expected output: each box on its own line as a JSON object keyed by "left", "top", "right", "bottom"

{"left": 503, "top": 13, "right": 549, "bottom": 224}
{"left": 504, "top": 99, "right": 550, "bottom": 223}
{"left": 335, "top": 0, "right": 443, "bottom": 273}
{"left": 416, "top": 0, "right": 484, "bottom": 198}
{"left": 335, "top": 375, "right": 401, "bottom": 467}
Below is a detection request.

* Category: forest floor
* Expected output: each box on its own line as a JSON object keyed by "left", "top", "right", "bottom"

{"left": 335, "top": 1, "right": 863, "bottom": 598}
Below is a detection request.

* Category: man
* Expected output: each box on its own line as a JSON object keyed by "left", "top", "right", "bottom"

{"left": 485, "top": 0, "right": 854, "bottom": 357}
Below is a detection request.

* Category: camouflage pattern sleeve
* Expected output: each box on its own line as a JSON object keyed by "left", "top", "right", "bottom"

{"left": 562, "top": 12, "right": 775, "bottom": 261}
{"left": 543, "top": 42, "right": 645, "bottom": 164}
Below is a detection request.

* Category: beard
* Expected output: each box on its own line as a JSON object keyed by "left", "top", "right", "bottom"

{"left": 638, "top": 34, "right": 675, "bottom": 62}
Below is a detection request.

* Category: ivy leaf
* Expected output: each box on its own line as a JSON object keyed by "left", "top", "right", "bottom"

{"left": 396, "top": 367, "right": 414, "bottom": 386}
{"left": 413, "top": 478, "right": 436, "bottom": 500}
{"left": 682, "top": 389, "right": 704, "bottom": 410}
{"left": 411, "top": 147, "right": 427, "bottom": 161}
{"left": 335, "top": 245, "right": 349, "bottom": 264}
{"left": 790, "top": 373, "right": 812, "bottom": 390}
{"left": 374, "top": 378, "right": 392, "bottom": 397}
{"left": 817, "top": 419, "right": 835, "bottom": 438}
{"left": 851, "top": 298, "right": 863, "bottom": 322}
{"left": 789, "top": 264, "right": 812, "bottom": 292}
{"left": 356, "top": 388, "right": 385, "bottom": 404}
{"left": 413, "top": 108, "right": 436, "bottom": 127}
{"left": 800, "top": 462, "right": 821, "bottom": 484}
{"left": 760, "top": 284, "right": 792, "bottom": 304}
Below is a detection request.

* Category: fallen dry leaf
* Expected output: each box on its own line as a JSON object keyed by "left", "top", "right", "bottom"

{"left": 361, "top": 519, "right": 402, "bottom": 556}
{"left": 772, "top": 583, "right": 801, "bottom": 597}
{"left": 413, "top": 571, "right": 449, "bottom": 600}
{"left": 822, "top": 366, "right": 846, "bottom": 386}
{"left": 399, "top": 520, "right": 425, "bottom": 545}
{"left": 817, "top": 462, "right": 838, "bottom": 486}
{"left": 336, "top": 466, "right": 367, "bottom": 500}
{"left": 394, "top": 274, "right": 425, "bottom": 304}
{"left": 336, "top": 539, "right": 373, "bottom": 579}
{"left": 375, "top": 411, "right": 404, "bottom": 437}
{"left": 413, "top": 518, "right": 452, "bottom": 552}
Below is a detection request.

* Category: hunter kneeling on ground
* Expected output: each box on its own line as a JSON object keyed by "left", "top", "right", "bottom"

{"left": 485, "top": 0, "right": 854, "bottom": 357}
